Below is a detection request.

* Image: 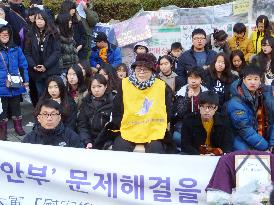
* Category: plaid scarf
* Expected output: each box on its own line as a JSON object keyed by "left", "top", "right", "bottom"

{"left": 128, "top": 72, "right": 156, "bottom": 90}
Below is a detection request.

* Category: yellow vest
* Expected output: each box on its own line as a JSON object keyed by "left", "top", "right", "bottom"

{"left": 120, "top": 78, "right": 167, "bottom": 143}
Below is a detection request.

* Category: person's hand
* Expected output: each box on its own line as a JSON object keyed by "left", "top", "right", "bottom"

{"left": 37, "top": 65, "right": 46, "bottom": 72}
{"left": 203, "top": 65, "right": 210, "bottom": 70}
{"left": 76, "top": 45, "right": 83, "bottom": 52}
{"left": 188, "top": 88, "right": 195, "bottom": 97}
{"left": 86, "top": 143, "right": 93, "bottom": 149}
{"left": 23, "top": 82, "right": 29, "bottom": 87}
{"left": 96, "top": 64, "right": 100, "bottom": 69}
{"left": 23, "top": 83, "right": 29, "bottom": 92}
{"left": 34, "top": 66, "right": 40, "bottom": 71}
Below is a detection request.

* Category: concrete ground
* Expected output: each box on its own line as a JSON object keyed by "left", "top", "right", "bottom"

{"left": 7, "top": 101, "right": 34, "bottom": 142}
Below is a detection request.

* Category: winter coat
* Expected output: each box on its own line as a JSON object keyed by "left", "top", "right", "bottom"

{"left": 250, "top": 30, "right": 274, "bottom": 54}
{"left": 181, "top": 112, "right": 233, "bottom": 155}
{"left": 0, "top": 41, "right": 29, "bottom": 97}
{"left": 176, "top": 47, "right": 216, "bottom": 83}
{"left": 158, "top": 72, "right": 184, "bottom": 93}
{"left": 226, "top": 80, "right": 269, "bottom": 151}
{"left": 4, "top": 5, "right": 27, "bottom": 46}
{"left": 90, "top": 43, "right": 122, "bottom": 68}
{"left": 228, "top": 31, "right": 255, "bottom": 62}
{"left": 77, "top": 92, "right": 113, "bottom": 145}
{"left": 77, "top": 7, "right": 99, "bottom": 51}
{"left": 204, "top": 70, "right": 238, "bottom": 108}
{"left": 24, "top": 29, "right": 61, "bottom": 81}
{"left": 263, "top": 85, "right": 274, "bottom": 146}
{"left": 63, "top": 96, "right": 78, "bottom": 131}
{"left": 59, "top": 35, "right": 79, "bottom": 71}
{"left": 72, "top": 22, "right": 87, "bottom": 60}
{"left": 23, "top": 122, "right": 83, "bottom": 148}
{"left": 173, "top": 84, "right": 208, "bottom": 121}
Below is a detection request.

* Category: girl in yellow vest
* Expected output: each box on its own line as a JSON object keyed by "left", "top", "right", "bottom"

{"left": 112, "top": 53, "right": 174, "bottom": 153}
{"left": 250, "top": 15, "right": 272, "bottom": 54}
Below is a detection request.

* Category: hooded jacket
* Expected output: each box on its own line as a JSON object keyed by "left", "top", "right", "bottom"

{"left": 226, "top": 80, "right": 269, "bottom": 151}
{"left": 0, "top": 26, "right": 29, "bottom": 97}
{"left": 228, "top": 30, "right": 254, "bottom": 62}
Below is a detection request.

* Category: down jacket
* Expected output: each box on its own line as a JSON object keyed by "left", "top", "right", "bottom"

{"left": 77, "top": 92, "right": 113, "bottom": 145}
{"left": 0, "top": 32, "right": 29, "bottom": 97}
{"left": 90, "top": 43, "right": 122, "bottom": 68}
{"left": 226, "top": 80, "right": 269, "bottom": 151}
{"left": 263, "top": 85, "right": 274, "bottom": 146}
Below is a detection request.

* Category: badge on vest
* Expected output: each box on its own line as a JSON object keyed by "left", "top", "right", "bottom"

{"left": 137, "top": 97, "right": 153, "bottom": 116}
{"left": 59, "top": 142, "right": 67, "bottom": 147}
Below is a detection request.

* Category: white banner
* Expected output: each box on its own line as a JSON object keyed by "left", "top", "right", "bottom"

{"left": 0, "top": 141, "right": 220, "bottom": 205}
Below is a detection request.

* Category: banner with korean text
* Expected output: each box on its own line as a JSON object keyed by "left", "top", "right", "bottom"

{"left": 0, "top": 141, "right": 220, "bottom": 205}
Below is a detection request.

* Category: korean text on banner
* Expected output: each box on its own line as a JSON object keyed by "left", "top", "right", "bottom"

{"left": 0, "top": 141, "right": 220, "bottom": 205}
{"left": 113, "top": 16, "right": 152, "bottom": 47}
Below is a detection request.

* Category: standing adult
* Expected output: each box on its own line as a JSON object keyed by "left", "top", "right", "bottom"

{"left": 75, "top": 0, "right": 99, "bottom": 58}
{"left": 176, "top": 28, "right": 216, "bottom": 84}
{"left": 4, "top": 0, "right": 27, "bottom": 46}
{"left": 24, "top": 10, "right": 61, "bottom": 97}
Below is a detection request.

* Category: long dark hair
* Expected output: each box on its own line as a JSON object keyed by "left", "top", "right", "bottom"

{"left": 40, "top": 75, "right": 72, "bottom": 118}
{"left": 230, "top": 50, "right": 246, "bottom": 72}
{"left": 56, "top": 13, "right": 73, "bottom": 38}
{"left": 59, "top": 0, "right": 78, "bottom": 23}
{"left": 33, "top": 10, "right": 58, "bottom": 37}
{"left": 98, "top": 64, "right": 120, "bottom": 92}
{"left": 67, "top": 64, "right": 87, "bottom": 94}
{"left": 257, "top": 36, "right": 274, "bottom": 73}
{"left": 255, "top": 15, "right": 271, "bottom": 53}
{"left": 209, "top": 52, "right": 233, "bottom": 84}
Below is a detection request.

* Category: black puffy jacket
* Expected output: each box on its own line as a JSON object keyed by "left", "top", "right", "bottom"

{"left": 77, "top": 92, "right": 113, "bottom": 145}
{"left": 23, "top": 123, "right": 83, "bottom": 148}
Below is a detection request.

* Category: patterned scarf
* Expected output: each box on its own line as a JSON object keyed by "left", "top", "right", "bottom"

{"left": 99, "top": 47, "right": 108, "bottom": 64}
{"left": 128, "top": 72, "right": 156, "bottom": 90}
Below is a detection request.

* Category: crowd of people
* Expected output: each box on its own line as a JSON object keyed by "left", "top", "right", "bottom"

{"left": 0, "top": 0, "right": 274, "bottom": 156}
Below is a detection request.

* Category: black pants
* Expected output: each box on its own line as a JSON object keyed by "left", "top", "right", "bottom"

{"left": 0, "top": 95, "right": 21, "bottom": 120}
{"left": 112, "top": 136, "right": 165, "bottom": 154}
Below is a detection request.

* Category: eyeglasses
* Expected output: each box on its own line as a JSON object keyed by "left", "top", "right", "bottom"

{"left": 193, "top": 37, "right": 206, "bottom": 41}
{"left": 135, "top": 66, "right": 151, "bottom": 73}
{"left": 199, "top": 105, "right": 217, "bottom": 110}
{"left": 39, "top": 113, "right": 60, "bottom": 118}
